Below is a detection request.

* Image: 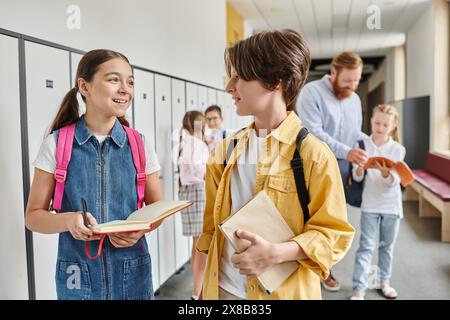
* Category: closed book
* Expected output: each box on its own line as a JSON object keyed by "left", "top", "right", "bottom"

{"left": 218, "top": 190, "right": 299, "bottom": 294}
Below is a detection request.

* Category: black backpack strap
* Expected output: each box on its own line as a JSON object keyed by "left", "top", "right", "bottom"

{"left": 223, "top": 128, "right": 246, "bottom": 167}
{"left": 290, "top": 127, "right": 311, "bottom": 224}
{"left": 358, "top": 140, "right": 365, "bottom": 150}
{"left": 357, "top": 139, "right": 367, "bottom": 179}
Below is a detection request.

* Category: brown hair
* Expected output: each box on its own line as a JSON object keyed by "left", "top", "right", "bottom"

{"left": 331, "top": 51, "right": 363, "bottom": 72}
{"left": 372, "top": 104, "right": 400, "bottom": 142}
{"left": 204, "top": 105, "right": 222, "bottom": 118}
{"left": 49, "top": 49, "right": 131, "bottom": 133}
{"left": 181, "top": 111, "right": 205, "bottom": 137}
{"left": 225, "top": 29, "right": 311, "bottom": 111}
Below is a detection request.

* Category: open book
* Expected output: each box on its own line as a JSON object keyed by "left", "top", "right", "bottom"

{"left": 363, "top": 157, "right": 414, "bottom": 187}
{"left": 90, "top": 200, "right": 192, "bottom": 234}
{"left": 218, "top": 190, "right": 299, "bottom": 295}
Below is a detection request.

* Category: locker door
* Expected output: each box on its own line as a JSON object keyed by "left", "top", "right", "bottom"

{"left": 216, "top": 91, "right": 227, "bottom": 130}
{"left": 216, "top": 90, "right": 225, "bottom": 109}
{"left": 171, "top": 79, "right": 190, "bottom": 271}
{"left": 154, "top": 74, "right": 176, "bottom": 285}
{"left": 207, "top": 88, "right": 217, "bottom": 106}
{"left": 25, "top": 41, "right": 71, "bottom": 300}
{"left": 69, "top": 52, "right": 87, "bottom": 117}
{"left": 198, "top": 86, "right": 207, "bottom": 112}
{"left": 224, "top": 93, "right": 235, "bottom": 130}
{"left": 186, "top": 82, "right": 198, "bottom": 111}
{"left": 132, "top": 68, "right": 160, "bottom": 291}
{"left": 0, "top": 34, "right": 29, "bottom": 299}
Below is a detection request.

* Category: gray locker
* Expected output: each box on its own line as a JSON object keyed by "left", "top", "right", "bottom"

{"left": 216, "top": 90, "right": 225, "bottom": 109}
{"left": 0, "top": 34, "right": 29, "bottom": 299}
{"left": 132, "top": 68, "right": 160, "bottom": 291}
{"left": 154, "top": 74, "right": 176, "bottom": 285}
{"left": 171, "top": 78, "right": 190, "bottom": 271}
{"left": 186, "top": 82, "right": 198, "bottom": 111}
{"left": 198, "top": 86, "right": 207, "bottom": 112}
{"left": 207, "top": 88, "right": 217, "bottom": 106}
{"left": 25, "top": 41, "right": 71, "bottom": 300}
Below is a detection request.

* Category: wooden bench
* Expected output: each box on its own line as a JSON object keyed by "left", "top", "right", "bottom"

{"left": 404, "top": 152, "right": 450, "bottom": 242}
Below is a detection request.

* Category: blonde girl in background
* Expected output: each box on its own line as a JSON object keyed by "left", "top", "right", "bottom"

{"left": 351, "top": 104, "right": 406, "bottom": 300}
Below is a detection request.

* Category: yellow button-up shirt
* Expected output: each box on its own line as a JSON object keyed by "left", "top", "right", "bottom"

{"left": 196, "top": 111, "right": 355, "bottom": 300}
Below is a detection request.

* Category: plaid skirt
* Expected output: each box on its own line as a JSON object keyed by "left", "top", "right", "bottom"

{"left": 178, "top": 182, "right": 206, "bottom": 236}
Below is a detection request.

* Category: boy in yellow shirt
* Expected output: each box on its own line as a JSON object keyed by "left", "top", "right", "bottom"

{"left": 197, "top": 29, "right": 355, "bottom": 300}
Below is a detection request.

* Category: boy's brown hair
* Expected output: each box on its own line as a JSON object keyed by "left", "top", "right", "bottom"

{"left": 225, "top": 29, "right": 311, "bottom": 111}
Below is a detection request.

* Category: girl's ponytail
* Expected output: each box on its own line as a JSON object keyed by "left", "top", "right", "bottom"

{"left": 49, "top": 87, "right": 79, "bottom": 133}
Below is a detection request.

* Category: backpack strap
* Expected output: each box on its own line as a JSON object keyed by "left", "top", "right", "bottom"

{"left": 223, "top": 128, "right": 246, "bottom": 167}
{"left": 290, "top": 127, "right": 311, "bottom": 225}
{"left": 122, "top": 125, "right": 147, "bottom": 209}
{"left": 53, "top": 123, "right": 76, "bottom": 211}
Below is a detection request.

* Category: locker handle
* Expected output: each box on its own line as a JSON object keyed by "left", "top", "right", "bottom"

{"left": 143, "top": 93, "right": 147, "bottom": 99}
{"left": 46, "top": 80, "right": 54, "bottom": 88}
{"left": 162, "top": 95, "right": 165, "bottom": 101}
{"left": 177, "top": 98, "right": 181, "bottom": 103}
{"left": 159, "top": 176, "right": 164, "bottom": 179}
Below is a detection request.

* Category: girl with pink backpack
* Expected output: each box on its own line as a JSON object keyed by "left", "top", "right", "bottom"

{"left": 25, "top": 49, "right": 163, "bottom": 300}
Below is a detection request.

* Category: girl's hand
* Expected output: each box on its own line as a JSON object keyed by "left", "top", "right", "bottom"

{"left": 230, "top": 230, "right": 276, "bottom": 276}
{"left": 356, "top": 166, "right": 365, "bottom": 177}
{"left": 65, "top": 212, "right": 101, "bottom": 241}
{"left": 108, "top": 229, "right": 150, "bottom": 248}
{"left": 375, "top": 160, "right": 391, "bottom": 178}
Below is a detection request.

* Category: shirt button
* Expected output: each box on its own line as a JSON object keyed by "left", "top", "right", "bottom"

{"left": 212, "top": 272, "right": 217, "bottom": 277}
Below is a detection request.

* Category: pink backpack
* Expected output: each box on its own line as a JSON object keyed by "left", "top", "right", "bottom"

{"left": 52, "top": 122, "right": 147, "bottom": 259}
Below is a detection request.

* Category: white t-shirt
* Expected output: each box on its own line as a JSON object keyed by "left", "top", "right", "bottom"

{"left": 352, "top": 135, "right": 406, "bottom": 218}
{"left": 219, "top": 129, "right": 265, "bottom": 299}
{"left": 32, "top": 133, "right": 161, "bottom": 175}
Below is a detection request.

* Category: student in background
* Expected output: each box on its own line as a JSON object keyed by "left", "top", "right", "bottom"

{"left": 204, "top": 105, "right": 228, "bottom": 153}
{"left": 178, "top": 110, "right": 209, "bottom": 300}
{"left": 350, "top": 104, "right": 405, "bottom": 300}
{"left": 25, "top": 49, "right": 163, "bottom": 300}
{"left": 197, "top": 30, "right": 354, "bottom": 300}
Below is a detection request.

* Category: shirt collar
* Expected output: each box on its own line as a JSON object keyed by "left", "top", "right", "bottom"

{"left": 75, "top": 116, "right": 126, "bottom": 147}
{"left": 322, "top": 74, "right": 333, "bottom": 93}
{"left": 368, "top": 134, "right": 393, "bottom": 149}
{"left": 268, "top": 111, "right": 302, "bottom": 145}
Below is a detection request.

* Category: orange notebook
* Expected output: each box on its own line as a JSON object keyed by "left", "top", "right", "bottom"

{"left": 363, "top": 157, "right": 415, "bottom": 187}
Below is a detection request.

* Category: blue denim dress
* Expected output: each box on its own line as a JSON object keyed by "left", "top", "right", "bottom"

{"left": 54, "top": 117, "right": 153, "bottom": 300}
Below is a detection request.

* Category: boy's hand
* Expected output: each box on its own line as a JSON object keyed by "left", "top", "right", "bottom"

{"left": 230, "top": 230, "right": 276, "bottom": 276}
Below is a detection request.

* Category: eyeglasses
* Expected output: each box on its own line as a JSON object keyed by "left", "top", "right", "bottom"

{"left": 206, "top": 116, "right": 220, "bottom": 122}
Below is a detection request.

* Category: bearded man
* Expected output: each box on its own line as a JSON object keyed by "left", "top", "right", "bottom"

{"left": 296, "top": 52, "right": 368, "bottom": 292}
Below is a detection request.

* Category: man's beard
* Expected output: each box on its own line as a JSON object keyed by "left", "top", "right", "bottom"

{"left": 332, "top": 78, "right": 353, "bottom": 100}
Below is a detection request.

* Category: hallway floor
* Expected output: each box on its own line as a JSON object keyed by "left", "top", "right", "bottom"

{"left": 155, "top": 201, "right": 450, "bottom": 300}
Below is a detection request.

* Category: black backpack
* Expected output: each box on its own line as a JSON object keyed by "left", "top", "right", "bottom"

{"left": 224, "top": 127, "right": 311, "bottom": 224}
{"left": 344, "top": 140, "right": 366, "bottom": 207}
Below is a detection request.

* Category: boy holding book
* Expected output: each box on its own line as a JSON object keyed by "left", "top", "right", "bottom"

{"left": 197, "top": 29, "right": 355, "bottom": 300}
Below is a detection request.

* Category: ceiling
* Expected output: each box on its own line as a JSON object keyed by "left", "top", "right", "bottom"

{"left": 228, "top": 0, "right": 433, "bottom": 60}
